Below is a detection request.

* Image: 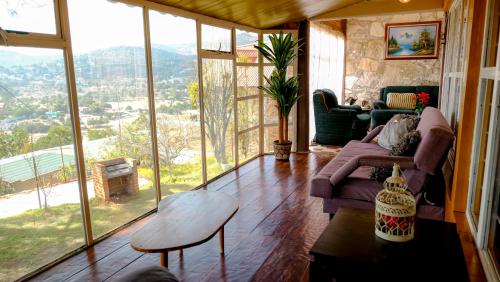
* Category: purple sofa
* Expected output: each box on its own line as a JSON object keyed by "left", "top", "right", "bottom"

{"left": 310, "top": 107, "right": 454, "bottom": 221}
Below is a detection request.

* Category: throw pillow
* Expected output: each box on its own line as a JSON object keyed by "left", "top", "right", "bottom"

{"left": 377, "top": 114, "right": 419, "bottom": 150}
{"left": 386, "top": 93, "right": 417, "bottom": 109}
{"left": 390, "top": 130, "right": 421, "bottom": 156}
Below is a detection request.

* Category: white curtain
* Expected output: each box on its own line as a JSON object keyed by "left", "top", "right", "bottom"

{"left": 309, "top": 22, "right": 345, "bottom": 143}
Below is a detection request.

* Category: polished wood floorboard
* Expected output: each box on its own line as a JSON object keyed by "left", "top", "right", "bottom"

{"left": 30, "top": 153, "right": 486, "bottom": 282}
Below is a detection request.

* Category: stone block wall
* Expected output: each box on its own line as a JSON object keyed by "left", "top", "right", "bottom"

{"left": 344, "top": 12, "right": 445, "bottom": 104}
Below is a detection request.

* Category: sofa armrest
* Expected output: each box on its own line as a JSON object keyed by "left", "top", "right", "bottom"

{"left": 361, "top": 125, "right": 384, "bottom": 143}
{"left": 329, "top": 155, "right": 416, "bottom": 187}
{"left": 339, "top": 104, "right": 362, "bottom": 114}
{"left": 311, "top": 174, "right": 334, "bottom": 199}
{"left": 372, "top": 100, "right": 388, "bottom": 109}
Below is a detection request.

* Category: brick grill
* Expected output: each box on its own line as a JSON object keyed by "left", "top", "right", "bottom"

{"left": 92, "top": 157, "right": 139, "bottom": 201}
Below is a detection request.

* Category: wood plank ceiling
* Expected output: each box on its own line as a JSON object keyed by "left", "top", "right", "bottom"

{"left": 150, "top": 0, "right": 444, "bottom": 29}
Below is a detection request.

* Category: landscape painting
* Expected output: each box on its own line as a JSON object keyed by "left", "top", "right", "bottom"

{"left": 384, "top": 21, "right": 441, "bottom": 60}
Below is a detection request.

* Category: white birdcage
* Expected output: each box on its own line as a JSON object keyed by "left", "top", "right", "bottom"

{"left": 374, "top": 163, "right": 416, "bottom": 242}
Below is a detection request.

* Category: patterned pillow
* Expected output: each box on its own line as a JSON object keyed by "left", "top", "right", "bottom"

{"left": 386, "top": 93, "right": 416, "bottom": 109}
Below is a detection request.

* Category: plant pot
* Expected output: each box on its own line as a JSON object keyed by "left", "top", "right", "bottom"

{"left": 273, "top": 140, "right": 292, "bottom": 161}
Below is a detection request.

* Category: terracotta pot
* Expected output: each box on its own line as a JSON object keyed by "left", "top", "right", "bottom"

{"left": 273, "top": 140, "right": 292, "bottom": 161}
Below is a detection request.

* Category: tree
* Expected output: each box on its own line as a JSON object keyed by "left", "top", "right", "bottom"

{"left": 34, "top": 125, "right": 73, "bottom": 150}
{"left": 0, "top": 127, "right": 29, "bottom": 158}
{"left": 88, "top": 128, "right": 115, "bottom": 140}
{"left": 156, "top": 118, "right": 191, "bottom": 180}
{"left": 109, "top": 113, "right": 153, "bottom": 166}
{"left": 188, "top": 59, "right": 234, "bottom": 166}
{"left": 418, "top": 28, "right": 432, "bottom": 50}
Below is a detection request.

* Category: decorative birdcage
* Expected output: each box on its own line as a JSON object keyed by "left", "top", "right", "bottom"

{"left": 375, "top": 163, "right": 416, "bottom": 242}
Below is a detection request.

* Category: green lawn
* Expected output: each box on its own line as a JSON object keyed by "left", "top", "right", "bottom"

{"left": 0, "top": 158, "right": 223, "bottom": 281}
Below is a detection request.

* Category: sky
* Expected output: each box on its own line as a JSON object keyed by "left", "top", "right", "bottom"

{"left": 0, "top": 0, "right": 205, "bottom": 55}
{"left": 389, "top": 25, "right": 437, "bottom": 45}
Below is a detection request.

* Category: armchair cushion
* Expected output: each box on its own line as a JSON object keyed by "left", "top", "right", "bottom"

{"left": 339, "top": 104, "right": 362, "bottom": 114}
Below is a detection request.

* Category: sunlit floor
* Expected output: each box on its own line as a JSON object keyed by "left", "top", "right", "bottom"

{"left": 30, "top": 154, "right": 486, "bottom": 282}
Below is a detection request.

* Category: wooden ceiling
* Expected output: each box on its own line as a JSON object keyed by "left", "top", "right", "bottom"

{"left": 150, "top": 0, "right": 444, "bottom": 29}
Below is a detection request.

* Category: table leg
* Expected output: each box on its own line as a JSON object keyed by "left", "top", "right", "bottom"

{"left": 219, "top": 225, "right": 225, "bottom": 255}
{"left": 179, "top": 248, "right": 183, "bottom": 256}
{"left": 160, "top": 251, "right": 168, "bottom": 268}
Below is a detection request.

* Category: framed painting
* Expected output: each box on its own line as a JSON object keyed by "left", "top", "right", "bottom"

{"left": 384, "top": 21, "right": 441, "bottom": 60}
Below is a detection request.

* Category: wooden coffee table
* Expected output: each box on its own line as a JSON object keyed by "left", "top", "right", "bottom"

{"left": 130, "top": 190, "right": 238, "bottom": 267}
{"left": 309, "top": 208, "right": 469, "bottom": 282}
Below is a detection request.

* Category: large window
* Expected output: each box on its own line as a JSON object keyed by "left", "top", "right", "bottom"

{"left": 0, "top": 0, "right": 297, "bottom": 278}
{"left": 68, "top": 0, "right": 156, "bottom": 238}
{"left": 0, "top": 47, "right": 85, "bottom": 281}
{"left": 149, "top": 11, "right": 203, "bottom": 197}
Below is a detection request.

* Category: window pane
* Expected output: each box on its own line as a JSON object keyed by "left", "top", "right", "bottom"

{"left": 202, "top": 59, "right": 235, "bottom": 179}
{"left": 0, "top": 47, "right": 84, "bottom": 280}
{"left": 488, "top": 136, "right": 500, "bottom": 272}
{"left": 264, "top": 126, "right": 278, "bottom": 153}
{"left": 236, "top": 30, "right": 258, "bottom": 63}
{"left": 485, "top": 0, "right": 500, "bottom": 67}
{"left": 471, "top": 79, "right": 495, "bottom": 225}
{"left": 202, "top": 24, "right": 231, "bottom": 52}
{"left": 68, "top": 0, "right": 156, "bottom": 238}
{"left": 238, "top": 98, "right": 259, "bottom": 130}
{"left": 149, "top": 10, "right": 202, "bottom": 197}
{"left": 237, "top": 66, "right": 259, "bottom": 97}
{"left": 238, "top": 129, "right": 259, "bottom": 163}
{"left": 0, "top": 0, "right": 56, "bottom": 34}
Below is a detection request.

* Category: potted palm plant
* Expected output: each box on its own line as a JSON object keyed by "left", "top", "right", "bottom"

{"left": 255, "top": 31, "right": 301, "bottom": 160}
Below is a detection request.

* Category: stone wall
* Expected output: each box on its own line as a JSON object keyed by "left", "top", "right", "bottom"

{"left": 344, "top": 12, "right": 444, "bottom": 103}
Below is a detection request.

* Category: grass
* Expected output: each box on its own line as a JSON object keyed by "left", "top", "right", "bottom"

{"left": 0, "top": 158, "right": 224, "bottom": 281}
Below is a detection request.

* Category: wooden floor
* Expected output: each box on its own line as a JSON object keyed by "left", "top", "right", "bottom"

{"left": 30, "top": 153, "right": 486, "bottom": 282}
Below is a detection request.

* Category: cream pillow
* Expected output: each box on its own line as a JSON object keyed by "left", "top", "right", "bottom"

{"left": 386, "top": 93, "right": 416, "bottom": 109}
{"left": 378, "top": 114, "right": 418, "bottom": 150}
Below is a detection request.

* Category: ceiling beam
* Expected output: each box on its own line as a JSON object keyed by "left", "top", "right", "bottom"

{"left": 310, "top": 0, "right": 444, "bottom": 21}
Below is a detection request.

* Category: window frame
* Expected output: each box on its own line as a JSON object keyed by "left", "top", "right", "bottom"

{"left": 0, "top": 0, "right": 297, "bottom": 279}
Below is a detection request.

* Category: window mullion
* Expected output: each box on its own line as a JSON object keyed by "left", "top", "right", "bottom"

{"left": 197, "top": 20, "right": 208, "bottom": 185}
{"left": 143, "top": 7, "right": 162, "bottom": 204}
{"left": 232, "top": 28, "right": 239, "bottom": 167}
{"left": 58, "top": 0, "right": 94, "bottom": 245}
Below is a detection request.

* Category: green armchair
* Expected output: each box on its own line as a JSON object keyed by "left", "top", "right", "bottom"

{"left": 313, "top": 89, "right": 370, "bottom": 146}
{"left": 370, "top": 85, "right": 439, "bottom": 128}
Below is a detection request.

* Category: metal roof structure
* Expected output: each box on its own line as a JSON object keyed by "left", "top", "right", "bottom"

{"left": 0, "top": 152, "right": 75, "bottom": 183}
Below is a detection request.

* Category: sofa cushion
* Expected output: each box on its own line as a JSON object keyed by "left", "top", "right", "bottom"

{"left": 414, "top": 107, "right": 454, "bottom": 175}
{"left": 382, "top": 86, "right": 417, "bottom": 102}
{"left": 336, "top": 166, "right": 383, "bottom": 202}
{"left": 310, "top": 140, "right": 390, "bottom": 199}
